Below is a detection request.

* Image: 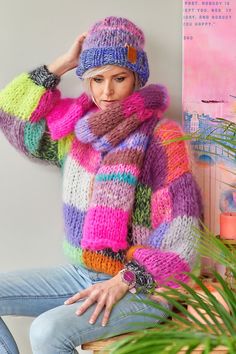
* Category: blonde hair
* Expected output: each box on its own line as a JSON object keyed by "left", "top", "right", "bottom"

{"left": 81, "top": 65, "right": 140, "bottom": 96}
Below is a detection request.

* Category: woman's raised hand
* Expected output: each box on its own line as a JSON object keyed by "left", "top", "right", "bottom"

{"left": 47, "top": 33, "right": 87, "bottom": 77}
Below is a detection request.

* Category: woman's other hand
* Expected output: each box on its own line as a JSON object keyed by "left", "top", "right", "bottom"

{"left": 47, "top": 33, "right": 87, "bottom": 77}
{"left": 64, "top": 273, "right": 129, "bottom": 326}
{"left": 149, "top": 287, "right": 172, "bottom": 307}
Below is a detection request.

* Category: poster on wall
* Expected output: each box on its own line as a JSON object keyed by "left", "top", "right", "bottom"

{"left": 183, "top": 0, "right": 236, "bottom": 234}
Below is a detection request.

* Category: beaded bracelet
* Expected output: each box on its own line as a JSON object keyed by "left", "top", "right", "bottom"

{"left": 29, "top": 65, "right": 61, "bottom": 89}
{"left": 125, "top": 260, "right": 155, "bottom": 293}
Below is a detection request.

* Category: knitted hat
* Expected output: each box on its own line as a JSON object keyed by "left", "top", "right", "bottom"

{"left": 76, "top": 16, "right": 149, "bottom": 87}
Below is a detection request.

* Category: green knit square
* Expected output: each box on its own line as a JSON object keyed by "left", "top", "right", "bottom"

{"left": 24, "top": 120, "right": 45, "bottom": 153}
{"left": 33, "top": 130, "right": 59, "bottom": 165}
{"left": 132, "top": 183, "right": 151, "bottom": 227}
{"left": 63, "top": 240, "right": 84, "bottom": 265}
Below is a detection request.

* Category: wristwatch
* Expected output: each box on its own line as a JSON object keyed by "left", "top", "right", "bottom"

{"left": 119, "top": 269, "right": 137, "bottom": 293}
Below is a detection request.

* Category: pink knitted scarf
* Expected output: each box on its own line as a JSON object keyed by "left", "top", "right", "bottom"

{"left": 48, "top": 84, "right": 169, "bottom": 252}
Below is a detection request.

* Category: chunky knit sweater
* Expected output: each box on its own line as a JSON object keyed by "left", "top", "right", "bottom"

{"left": 0, "top": 67, "right": 202, "bottom": 288}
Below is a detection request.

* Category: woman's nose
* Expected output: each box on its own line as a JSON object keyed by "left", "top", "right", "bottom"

{"left": 103, "top": 81, "right": 114, "bottom": 96}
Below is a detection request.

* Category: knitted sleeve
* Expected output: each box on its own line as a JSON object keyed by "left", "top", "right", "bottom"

{"left": 127, "top": 119, "right": 203, "bottom": 288}
{"left": 0, "top": 66, "right": 92, "bottom": 166}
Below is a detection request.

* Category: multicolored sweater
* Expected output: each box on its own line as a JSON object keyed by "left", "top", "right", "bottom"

{"left": 0, "top": 66, "right": 202, "bottom": 288}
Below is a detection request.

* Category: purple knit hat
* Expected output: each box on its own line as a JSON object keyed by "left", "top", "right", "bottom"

{"left": 76, "top": 16, "right": 149, "bottom": 87}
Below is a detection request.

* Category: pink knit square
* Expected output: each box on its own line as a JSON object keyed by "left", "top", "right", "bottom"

{"left": 70, "top": 139, "right": 101, "bottom": 173}
{"left": 30, "top": 89, "right": 61, "bottom": 123}
{"left": 46, "top": 93, "right": 93, "bottom": 140}
{"left": 81, "top": 206, "right": 129, "bottom": 252}
{"left": 151, "top": 187, "right": 172, "bottom": 228}
{"left": 46, "top": 98, "right": 76, "bottom": 139}
{"left": 122, "top": 92, "right": 143, "bottom": 118}
{"left": 133, "top": 248, "right": 190, "bottom": 287}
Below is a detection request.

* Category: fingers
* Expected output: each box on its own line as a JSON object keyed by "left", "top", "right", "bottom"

{"left": 74, "top": 32, "right": 87, "bottom": 46}
{"left": 79, "top": 32, "right": 88, "bottom": 40}
{"left": 66, "top": 279, "right": 126, "bottom": 326}
{"left": 149, "top": 293, "right": 165, "bottom": 302}
{"left": 149, "top": 287, "right": 169, "bottom": 305}
{"left": 87, "top": 294, "right": 107, "bottom": 325}
{"left": 85, "top": 295, "right": 113, "bottom": 327}
{"left": 76, "top": 291, "right": 98, "bottom": 316}
{"left": 64, "top": 288, "right": 89, "bottom": 305}
{"left": 68, "top": 32, "right": 87, "bottom": 62}
{"left": 76, "top": 290, "right": 114, "bottom": 326}
{"left": 64, "top": 294, "right": 80, "bottom": 305}
{"left": 101, "top": 300, "right": 113, "bottom": 327}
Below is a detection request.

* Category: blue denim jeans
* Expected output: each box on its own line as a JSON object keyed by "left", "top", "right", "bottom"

{"left": 0, "top": 264, "right": 169, "bottom": 354}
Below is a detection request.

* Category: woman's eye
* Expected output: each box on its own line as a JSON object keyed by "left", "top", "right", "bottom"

{"left": 93, "top": 77, "right": 103, "bottom": 83}
{"left": 92, "top": 77, "right": 126, "bottom": 83}
{"left": 115, "top": 77, "right": 125, "bottom": 82}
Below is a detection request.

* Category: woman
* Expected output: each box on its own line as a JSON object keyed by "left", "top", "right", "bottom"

{"left": 0, "top": 16, "right": 202, "bottom": 354}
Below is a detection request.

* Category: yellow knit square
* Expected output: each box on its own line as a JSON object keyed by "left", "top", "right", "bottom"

{"left": 0, "top": 73, "right": 45, "bottom": 120}
{"left": 58, "top": 134, "right": 74, "bottom": 161}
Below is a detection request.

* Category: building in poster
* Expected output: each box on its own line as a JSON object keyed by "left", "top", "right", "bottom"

{"left": 183, "top": 0, "right": 236, "bottom": 235}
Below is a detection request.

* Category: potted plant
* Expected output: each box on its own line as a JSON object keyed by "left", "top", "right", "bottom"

{"left": 108, "top": 118, "right": 236, "bottom": 354}
{"left": 108, "top": 226, "right": 236, "bottom": 353}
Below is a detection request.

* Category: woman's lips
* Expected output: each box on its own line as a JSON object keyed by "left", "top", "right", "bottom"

{"left": 101, "top": 100, "right": 117, "bottom": 107}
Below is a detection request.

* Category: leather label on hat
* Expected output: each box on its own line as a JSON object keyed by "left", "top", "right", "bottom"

{"left": 125, "top": 44, "right": 137, "bottom": 64}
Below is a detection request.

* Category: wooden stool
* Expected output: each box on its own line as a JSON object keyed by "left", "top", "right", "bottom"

{"left": 81, "top": 333, "right": 227, "bottom": 353}
{"left": 81, "top": 332, "right": 132, "bottom": 354}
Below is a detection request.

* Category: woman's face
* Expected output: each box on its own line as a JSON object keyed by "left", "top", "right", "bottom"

{"left": 90, "top": 65, "right": 135, "bottom": 110}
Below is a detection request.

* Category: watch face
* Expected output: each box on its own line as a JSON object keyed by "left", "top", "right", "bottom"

{"left": 124, "top": 270, "right": 135, "bottom": 283}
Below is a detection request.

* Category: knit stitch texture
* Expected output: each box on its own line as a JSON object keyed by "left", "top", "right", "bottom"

{"left": 76, "top": 16, "right": 149, "bottom": 87}
{"left": 0, "top": 68, "right": 202, "bottom": 288}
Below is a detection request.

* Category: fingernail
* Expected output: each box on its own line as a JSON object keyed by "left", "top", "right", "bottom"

{"left": 102, "top": 323, "right": 106, "bottom": 327}
{"left": 76, "top": 310, "right": 81, "bottom": 315}
{"left": 89, "top": 320, "right": 94, "bottom": 325}
{"left": 64, "top": 300, "right": 69, "bottom": 305}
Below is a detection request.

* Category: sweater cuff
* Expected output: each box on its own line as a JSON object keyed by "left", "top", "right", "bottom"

{"left": 29, "top": 65, "right": 61, "bottom": 89}
{"left": 125, "top": 260, "right": 155, "bottom": 292}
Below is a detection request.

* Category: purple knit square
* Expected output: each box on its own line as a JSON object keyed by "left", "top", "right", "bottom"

{"left": 170, "top": 173, "right": 202, "bottom": 219}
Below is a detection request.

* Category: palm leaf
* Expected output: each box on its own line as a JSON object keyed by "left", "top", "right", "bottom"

{"left": 164, "top": 117, "right": 236, "bottom": 158}
{"left": 109, "top": 227, "right": 236, "bottom": 353}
